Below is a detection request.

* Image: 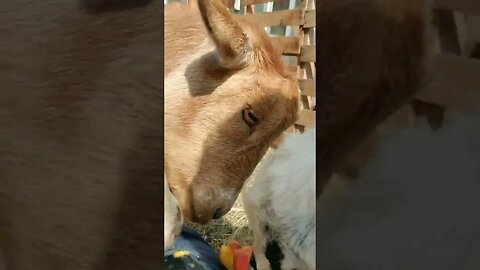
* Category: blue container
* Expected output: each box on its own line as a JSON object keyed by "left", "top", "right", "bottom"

{"left": 164, "top": 226, "right": 227, "bottom": 270}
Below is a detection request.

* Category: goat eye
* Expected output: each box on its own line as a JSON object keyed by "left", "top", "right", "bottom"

{"left": 243, "top": 106, "right": 259, "bottom": 126}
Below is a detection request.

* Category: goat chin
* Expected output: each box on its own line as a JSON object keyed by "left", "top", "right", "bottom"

{"left": 317, "top": 108, "right": 480, "bottom": 270}
{"left": 164, "top": 177, "right": 183, "bottom": 252}
{"left": 242, "top": 128, "right": 316, "bottom": 270}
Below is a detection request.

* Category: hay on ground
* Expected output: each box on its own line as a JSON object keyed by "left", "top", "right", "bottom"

{"left": 186, "top": 194, "right": 252, "bottom": 250}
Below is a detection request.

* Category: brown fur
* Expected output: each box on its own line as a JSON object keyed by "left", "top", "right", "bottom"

{"left": 317, "top": 0, "right": 433, "bottom": 195}
{"left": 0, "top": 0, "right": 299, "bottom": 269}
{"left": 164, "top": 0, "right": 299, "bottom": 224}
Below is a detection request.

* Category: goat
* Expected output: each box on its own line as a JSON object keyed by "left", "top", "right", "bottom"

{"left": 164, "top": 176, "right": 183, "bottom": 251}
{"left": 164, "top": 0, "right": 300, "bottom": 224}
{"left": 0, "top": 0, "right": 299, "bottom": 268}
{"left": 242, "top": 128, "right": 315, "bottom": 270}
{"left": 316, "top": 0, "right": 433, "bottom": 194}
{"left": 316, "top": 107, "right": 480, "bottom": 270}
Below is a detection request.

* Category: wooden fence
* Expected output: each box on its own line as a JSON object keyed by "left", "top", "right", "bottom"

{"left": 233, "top": 0, "right": 316, "bottom": 132}
{"left": 386, "top": 0, "right": 480, "bottom": 131}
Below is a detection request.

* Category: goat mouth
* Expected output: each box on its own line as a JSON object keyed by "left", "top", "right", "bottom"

{"left": 188, "top": 213, "right": 211, "bottom": 225}
{"left": 192, "top": 204, "right": 217, "bottom": 225}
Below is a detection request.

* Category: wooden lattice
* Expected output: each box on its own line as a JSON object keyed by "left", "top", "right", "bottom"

{"left": 237, "top": 0, "right": 316, "bottom": 133}
{"left": 386, "top": 0, "right": 480, "bottom": 131}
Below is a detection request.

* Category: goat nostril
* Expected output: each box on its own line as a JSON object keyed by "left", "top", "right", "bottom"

{"left": 212, "top": 208, "right": 223, "bottom": 220}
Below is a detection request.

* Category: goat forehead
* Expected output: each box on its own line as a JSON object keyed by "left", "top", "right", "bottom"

{"left": 198, "top": 77, "right": 292, "bottom": 111}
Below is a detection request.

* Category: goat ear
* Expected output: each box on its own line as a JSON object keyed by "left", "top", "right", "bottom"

{"left": 197, "top": 0, "right": 250, "bottom": 68}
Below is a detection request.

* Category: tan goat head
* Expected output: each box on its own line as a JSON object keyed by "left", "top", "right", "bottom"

{"left": 164, "top": 0, "right": 300, "bottom": 224}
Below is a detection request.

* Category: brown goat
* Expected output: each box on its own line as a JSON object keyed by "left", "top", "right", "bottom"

{"left": 164, "top": 0, "right": 299, "bottom": 224}
{"left": 317, "top": 0, "right": 433, "bottom": 194}
{"left": 0, "top": 0, "right": 299, "bottom": 269}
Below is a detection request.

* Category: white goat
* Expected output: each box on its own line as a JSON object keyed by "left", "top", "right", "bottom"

{"left": 316, "top": 108, "right": 480, "bottom": 270}
{"left": 242, "top": 128, "right": 316, "bottom": 270}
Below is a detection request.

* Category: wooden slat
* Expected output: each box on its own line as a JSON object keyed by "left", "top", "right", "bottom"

{"left": 304, "top": 9, "right": 315, "bottom": 28}
{"left": 239, "top": 8, "right": 304, "bottom": 27}
{"left": 240, "top": 0, "right": 283, "bottom": 6}
{"left": 270, "top": 36, "right": 301, "bottom": 54}
{"left": 299, "top": 79, "right": 315, "bottom": 96}
{"left": 434, "top": 0, "right": 480, "bottom": 15}
{"left": 416, "top": 54, "right": 480, "bottom": 112}
{"left": 300, "top": 45, "right": 316, "bottom": 62}
{"left": 295, "top": 109, "right": 315, "bottom": 127}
